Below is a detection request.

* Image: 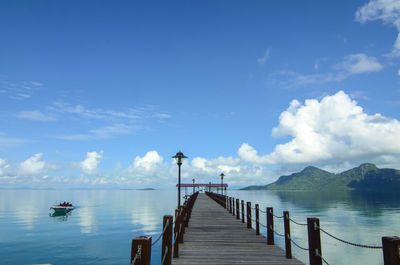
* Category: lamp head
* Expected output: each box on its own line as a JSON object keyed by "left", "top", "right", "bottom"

{"left": 172, "top": 151, "right": 187, "bottom": 165}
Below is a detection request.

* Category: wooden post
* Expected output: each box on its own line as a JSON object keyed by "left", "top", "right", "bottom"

{"left": 173, "top": 209, "right": 179, "bottom": 258}
{"left": 247, "top": 202, "right": 251, "bottom": 228}
{"left": 162, "top": 215, "right": 173, "bottom": 265}
{"left": 267, "top": 207, "right": 274, "bottom": 245}
{"left": 284, "top": 211, "right": 292, "bottom": 259}
{"left": 178, "top": 206, "right": 184, "bottom": 243}
{"left": 307, "top": 218, "right": 322, "bottom": 265}
{"left": 232, "top": 197, "right": 235, "bottom": 216}
{"left": 236, "top": 198, "right": 240, "bottom": 219}
{"left": 255, "top": 204, "right": 260, "bottom": 235}
{"left": 241, "top": 200, "right": 245, "bottom": 223}
{"left": 131, "top": 236, "right": 152, "bottom": 265}
{"left": 382, "top": 236, "right": 400, "bottom": 265}
{"left": 229, "top": 197, "right": 232, "bottom": 213}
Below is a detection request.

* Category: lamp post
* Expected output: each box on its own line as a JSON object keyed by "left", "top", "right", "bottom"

{"left": 220, "top": 173, "right": 225, "bottom": 195}
{"left": 172, "top": 151, "right": 187, "bottom": 208}
{"left": 192, "top": 178, "right": 195, "bottom": 194}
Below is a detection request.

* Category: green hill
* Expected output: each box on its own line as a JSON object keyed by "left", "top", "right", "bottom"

{"left": 241, "top": 163, "right": 400, "bottom": 191}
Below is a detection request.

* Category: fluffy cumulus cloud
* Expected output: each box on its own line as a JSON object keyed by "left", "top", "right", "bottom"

{"left": 80, "top": 151, "right": 104, "bottom": 175}
{"left": 356, "top": 0, "right": 400, "bottom": 56}
{"left": 17, "top": 153, "right": 49, "bottom": 176}
{"left": 245, "top": 91, "right": 400, "bottom": 166}
{"left": 133, "top": 151, "right": 163, "bottom": 170}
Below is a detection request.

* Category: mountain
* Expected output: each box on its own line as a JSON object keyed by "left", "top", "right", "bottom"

{"left": 241, "top": 163, "right": 400, "bottom": 191}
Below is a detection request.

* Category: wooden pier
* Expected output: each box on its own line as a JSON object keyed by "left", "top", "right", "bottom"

{"left": 171, "top": 193, "right": 303, "bottom": 265}
{"left": 131, "top": 191, "right": 400, "bottom": 265}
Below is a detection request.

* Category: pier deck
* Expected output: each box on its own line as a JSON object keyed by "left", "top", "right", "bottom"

{"left": 171, "top": 193, "right": 304, "bottom": 265}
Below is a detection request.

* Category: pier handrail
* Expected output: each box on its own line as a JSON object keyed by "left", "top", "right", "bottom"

{"left": 130, "top": 191, "right": 199, "bottom": 265}
{"left": 206, "top": 192, "right": 400, "bottom": 265}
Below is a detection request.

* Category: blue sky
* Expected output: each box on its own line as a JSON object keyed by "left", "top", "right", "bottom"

{"left": 1, "top": 0, "right": 400, "bottom": 188}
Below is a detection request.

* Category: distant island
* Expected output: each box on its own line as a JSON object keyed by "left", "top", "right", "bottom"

{"left": 120, "top": 188, "right": 155, "bottom": 190}
{"left": 241, "top": 163, "right": 400, "bottom": 191}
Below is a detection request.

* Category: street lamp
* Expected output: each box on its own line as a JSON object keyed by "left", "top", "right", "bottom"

{"left": 192, "top": 178, "right": 195, "bottom": 194}
{"left": 172, "top": 151, "right": 187, "bottom": 208}
{"left": 220, "top": 173, "right": 225, "bottom": 195}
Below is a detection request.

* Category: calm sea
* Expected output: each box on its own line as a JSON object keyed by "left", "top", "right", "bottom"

{"left": 0, "top": 189, "right": 399, "bottom": 265}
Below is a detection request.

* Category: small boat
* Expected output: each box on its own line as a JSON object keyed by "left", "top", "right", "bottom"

{"left": 50, "top": 202, "right": 74, "bottom": 213}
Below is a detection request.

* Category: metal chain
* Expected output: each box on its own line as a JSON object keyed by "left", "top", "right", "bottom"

{"left": 161, "top": 246, "right": 168, "bottom": 265}
{"left": 289, "top": 217, "right": 308, "bottom": 226}
{"left": 319, "top": 226, "right": 382, "bottom": 249}
{"left": 151, "top": 219, "right": 170, "bottom": 246}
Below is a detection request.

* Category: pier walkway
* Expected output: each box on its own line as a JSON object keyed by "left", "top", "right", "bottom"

{"left": 171, "top": 193, "right": 304, "bottom": 265}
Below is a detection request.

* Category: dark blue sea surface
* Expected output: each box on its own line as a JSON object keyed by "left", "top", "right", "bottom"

{"left": 0, "top": 189, "right": 399, "bottom": 265}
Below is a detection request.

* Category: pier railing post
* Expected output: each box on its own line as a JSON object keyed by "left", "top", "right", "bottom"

{"left": 162, "top": 215, "right": 173, "bottom": 265}
{"left": 229, "top": 197, "right": 232, "bottom": 213}
{"left": 131, "top": 236, "right": 152, "bottom": 265}
{"left": 255, "top": 204, "right": 260, "bottom": 235}
{"left": 178, "top": 206, "right": 184, "bottom": 243}
{"left": 247, "top": 202, "right": 252, "bottom": 228}
{"left": 284, "top": 211, "right": 292, "bottom": 259}
{"left": 382, "top": 236, "right": 400, "bottom": 265}
{"left": 236, "top": 199, "right": 239, "bottom": 219}
{"left": 173, "top": 209, "right": 179, "bottom": 258}
{"left": 307, "top": 218, "right": 322, "bottom": 265}
{"left": 232, "top": 197, "right": 235, "bottom": 216}
{"left": 241, "top": 200, "right": 245, "bottom": 223}
{"left": 267, "top": 207, "right": 274, "bottom": 245}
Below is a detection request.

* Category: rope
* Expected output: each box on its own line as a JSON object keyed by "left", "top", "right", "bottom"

{"left": 131, "top": 248, "right": 141, "bottom": 264}
{"left": 259, "top": 208, "right": 267, "bottom": 213}
{"left": 319, "top": 226, "right": 382, "bottom": 249}
{"left": 161, "top": 246, "right": 168, "bottom": 265}
{"left": 270, "top": 225, "right": 285, "bottom": 237}
{"left": 290, "top": 237, "right": 309, "bottom": 251}
{"left": 151, "top": 219, "right": 170, "bottom": 246}
{"left": 316, "top": 251, "right": 331, "bottom": 265}
{"left": 273, "top": 213, "right": 284, "bottom": 219}
{"left": 289, "top": 217, "right": 307, "bottom": 226}
{"left": 260, "top": 222, "right": 267, "bottom": 228}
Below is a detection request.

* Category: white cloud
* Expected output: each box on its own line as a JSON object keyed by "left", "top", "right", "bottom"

{"left": 356, "top": 0, "right": 400, "bottom": 56}
{"left": 334, "top": 54, "right": 383, "bottom": 74}
{"left": 0, "top": 132, "right": 33, "bottom": 148}
{"left": 80, "top": 151, "right": 104, "bottom": 175}
{"left": 0, "top": 158, "right": 11, "bottom": 176}
{"left": 257, "top": 47, "right": 272, "bottom": 65}
{"left": 133, "top": 151, "right": 163, "bottom": 170}
{"left": 58, "top": 123, "right": 133, "bottom": 140}
{"left": 16, "top": 110, "right": 56, "bottom": 121}
{"left": 269, "top": 53, "right": 382, "bottom": 87}
{"left": 263, "top": 91, "right": 400, "bottom": 164}
{"left": 17, "top": 153, "right": 49, "bottom": 176}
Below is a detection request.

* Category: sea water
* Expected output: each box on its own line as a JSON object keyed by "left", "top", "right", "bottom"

{"left": 0, "top": 189, "right": 399, "bottom": 265}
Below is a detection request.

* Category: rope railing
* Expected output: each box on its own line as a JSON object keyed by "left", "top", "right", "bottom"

{"left": 290, "top": 236, "right": 309, "bottom": 251}
{"left": 161, "top": 246, "right": 168, "bottom": 265}
{"left": 152, "top": 219, "right": 170, "bottom": 246}
{"left": 289, "top": 217, "right": 308, "bottom": 226}
{"left": 318, "top": 225, "right": 383, "bottom": 249}
{"left": 270, "top": 225, "right": 285, "bottom": 237}
{"left": 130, "top": 248, "right": 141, "bottom": 264}
{"left": 208, "top": 191, "right": 400, "bottom": 265}
{"left": 131, "top": 191, "right": 199, "bottom": 265}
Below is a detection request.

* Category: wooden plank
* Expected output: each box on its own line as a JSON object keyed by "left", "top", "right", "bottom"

{"left": 172, "top": 194, "right": 304, "bottom": 265}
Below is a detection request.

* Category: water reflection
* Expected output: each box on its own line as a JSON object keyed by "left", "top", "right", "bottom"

{"left": 274, "top": 190, "right": 400, "bottom": 216}
{"left": 49, "top": 211, "right": 71, "bottom": 221}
